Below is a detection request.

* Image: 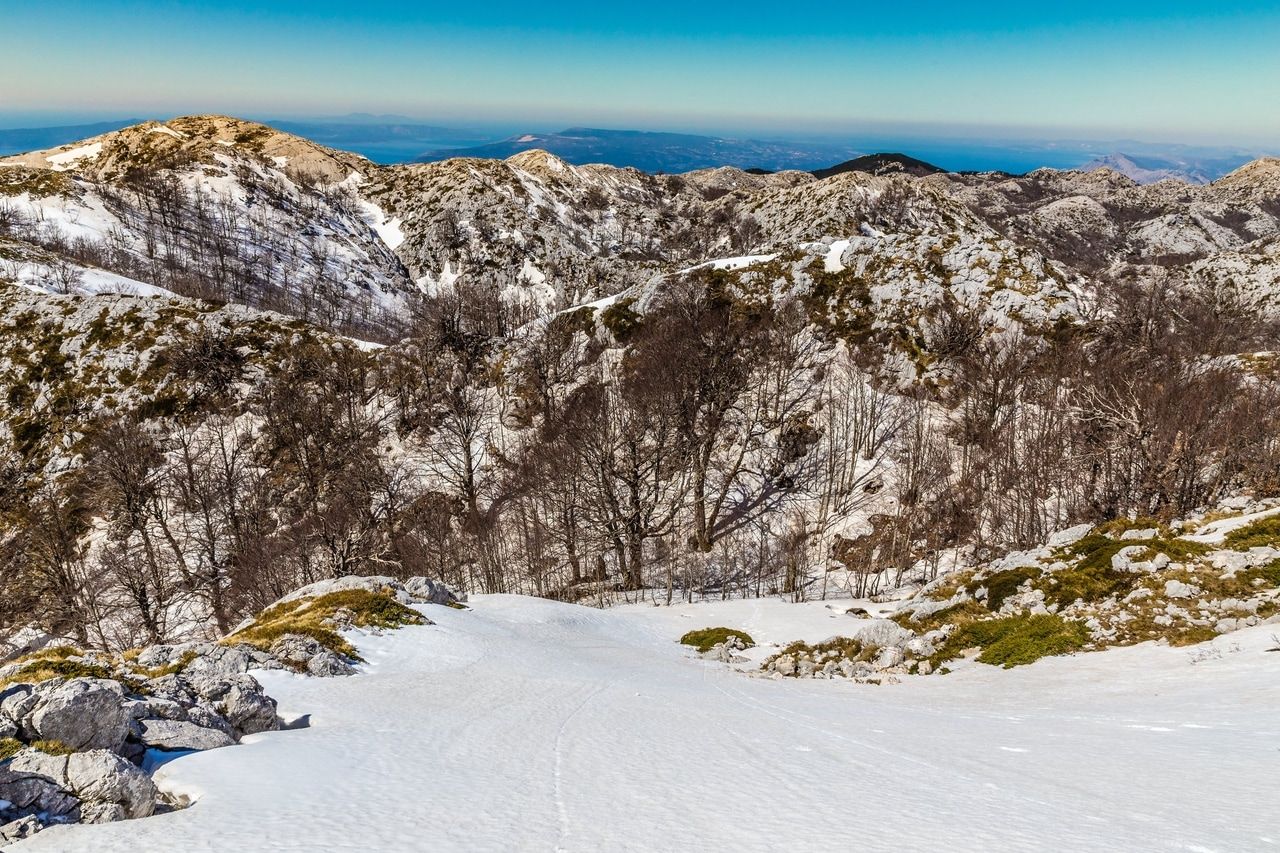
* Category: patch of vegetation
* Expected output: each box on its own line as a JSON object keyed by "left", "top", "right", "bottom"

{"left": 599, "top": 297, "right": 643, "bottom": 341}
{"left": 134, "top": 649, "right": 198, "bottom": 679}
{"left": 0, "top": 737, "right": 23, "bottom": 762}
{"left": 227, "top": 588, "right": 425, "bottom": 663}
{"left": 0, "top": 167, "right": 75, "bottom": 198}
{"left": 1166, "top": 625, "right": 1220, "bottom": 647}
{"left": 679, "top": 627, "right": 755, "bottom": 653}
{"left": 0, "top": 650, "right": 112, "bottom": 689}
{"left": 933, "top": 614, "right": 1089, "bottom": 668}
{"left": 971, "top": 567, "right": 1041, "bottom": 611}
{"left": 762, "top": 636, "right": 880, "bottom": 672}
{"left": 1223, "top": 516, "right": 1280, "bottom": 551}
{"left": 1042, "top": 534, "right": 1210, "bottom": 608}
{"left": 891, "top": 599, "right": 987, "bottom": 633}
{"left": 30, "top": 739, "right": 76, "bottom": 756}
{"left": 1095, "top": 516, "right": 1166, "bottom": 537}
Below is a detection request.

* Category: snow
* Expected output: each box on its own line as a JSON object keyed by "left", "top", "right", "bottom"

{"left": 519, "top": 257, "right": 547, "bottom": 285}
{"left": 45, "top": 141, "right": 103, "bottom": 169}
{"left": 17, "top": 595, "right": 1279, "bottom": 852}
{"left": 347, "top": 337, "right": 386, "bottom": 353}
{"left": 823, "top": 238, "right": 850, "bottom": 272}
{"left": 1183, "top": 505, "right": 1280, "bottom": 544}
{"left": 681, "top": 254, "right": 779, "bottom": 274}
{"left": 357, "top": 198, "right": 405, "bottom": 251}
{"left": 19, "top": 264, "right": 173, "bottom": 298}
{"left": 147, "top": 126, "right": 184, "bottom": 140}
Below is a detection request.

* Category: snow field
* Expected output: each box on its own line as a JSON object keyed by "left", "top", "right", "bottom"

{"left": 16, "top": 596, "right": 1279, "bottom": 852}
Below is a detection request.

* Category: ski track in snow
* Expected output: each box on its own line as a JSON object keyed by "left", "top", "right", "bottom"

{"left": 16, "top": 595, "right": 1279, "bottom": 853}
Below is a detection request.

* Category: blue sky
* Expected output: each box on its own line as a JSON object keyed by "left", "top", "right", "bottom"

{"left": 3, "top": 0, "right": 1279, "bottom": 144}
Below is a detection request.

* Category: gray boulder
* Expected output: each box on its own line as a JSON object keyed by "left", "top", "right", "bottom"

{"left": 185, "top": 702, "right": 236, "bottom": 738}
{"left": 269, "top": 634, "right": 356, "bottom": 677}
{"left": 852, "top": 619, "right": 914, "bottom": 650}
{"left": 26, "top": 679, "right": 130, "bottom": 752}
{"left": 190, "top": 674, "right": 278, "bottom": 737}
{"left": 143, "top": 674, "right": 196, "bottom": 705}
{"left": 133, "top": 643, "right": 196, "bottom": 671}
{"left": 0, "top": 762, "right": 79, "bottom": 821}
{"left": 9, "top": 749, "right": 157, "bottom": 822}
{"left": 0, "top": 815, "right": 43, "bottom": 843}
{"left": 1046, "top": 523, "right": 1094, "bottom": 548}
{"left": 182, "top": 643, "right": 276, "bottom": 679}
{"left": 404, "top": 576, "right": 459, "bottom": 606}
{"left": 0, "top": 685, "right": 38, "bottom": 729}
{"left": 137, "top": 718, "right": 235, "bottom": 752}
{"left": 1111, "top": 545, "right": 1170, "bottom": 573}
{"left": 874, "top": 647, "right": 905, "bottom": 669}
{"left": 65, "top": 751, "right": 158, "bottom": 821}
{"left": 127, "top": 696, "right": 188, "bottom": 723}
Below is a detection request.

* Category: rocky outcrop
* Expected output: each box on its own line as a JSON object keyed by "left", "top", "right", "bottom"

{"left": 25, "top": 679, "right": 132, "bottom": 752}
{"left": 0, "top": 574, "right": 458, "bottom": 841}
{"left": 0, "top": 748, "right": 157, "bottom": 830}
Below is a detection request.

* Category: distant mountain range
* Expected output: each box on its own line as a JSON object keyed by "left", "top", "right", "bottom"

{"left": 1081, "top": 151, "right": 1257, "bottom": 185}
{"left": 418, "top": 127, "right": 861, "bottom": 173}
{"left": 1, "top": 117, "right": 1271, "bottom": 181}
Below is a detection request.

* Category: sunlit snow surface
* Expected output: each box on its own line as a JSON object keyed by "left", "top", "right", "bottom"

{"left": 18, "top": 596, "right": 1278, "bottom": 852}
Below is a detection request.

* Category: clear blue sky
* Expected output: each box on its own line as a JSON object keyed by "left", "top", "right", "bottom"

{"left": 3, "top": 0, "right": 1278, "bottom": 143}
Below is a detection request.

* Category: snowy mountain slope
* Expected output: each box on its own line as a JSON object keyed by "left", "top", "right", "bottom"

{"left": 0, "top": 283, "right": 365, "bottom": 472}
{"left": 0, "top": 117, "right": 415, "bottom": 337}
{"left": 6, "top": 117, "right": 1280, "bottom": 328}
{"left": 361, "top": 149, "right": 804, "bottom": 309}
{"left": 16, "top": 594, "right": 1278, "bottom": 852}
{"left": 945, "top": 160, "right": 1280, "bottom": 308}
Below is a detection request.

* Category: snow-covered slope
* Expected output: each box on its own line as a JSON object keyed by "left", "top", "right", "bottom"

{"left": 0, "top": 117, "right": 414, "bottom": 336}
{"left": 18, "top": 595, "right": 1278, "bottom": 852}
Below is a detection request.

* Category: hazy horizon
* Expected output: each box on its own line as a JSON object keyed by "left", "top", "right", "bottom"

{"left": 5, "top": 1, "right": 1280, "bottom": 148}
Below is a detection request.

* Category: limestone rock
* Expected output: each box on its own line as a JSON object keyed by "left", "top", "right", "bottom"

{"left": 269, "top": 634, "right": 356, "bottom": 677}
{"left": 137, "top": 718, "right": 235, "bottom": 752}
{"left": 26, "top": 678, "right": 130, "bottom": 752}
{"left": 852, "top": 619, "right": 914, "bottom": 650}
{"left": 0, "top": 815, "right": 43, "bottom": 843}
{"left": 1046, "top": 523, "right": 1093, "bottom": 547}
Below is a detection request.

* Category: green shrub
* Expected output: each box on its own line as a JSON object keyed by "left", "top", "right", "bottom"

{"left": 679, "top": 627, "right": 755, "bottom": 653}
{"left": 1095, "top": 517, "right": 1165, "bottom": 537}
{"left": 1246, "top": 561, "right": 1280, "bottom": 587}
{"left": 1223, "top": 516, "right": 1280, "bottom": 551}
{"left": 599, "top": 298, "right": 643, "bottom": 341}
{"left": 971, "top": 567, "right": 1041, "bottom": 611}
{"left": 1044, "top": 534, "right": 1209, "bottom": 607}
{"left": 935, "top": 614, "right": 1089, "bottom": 668}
